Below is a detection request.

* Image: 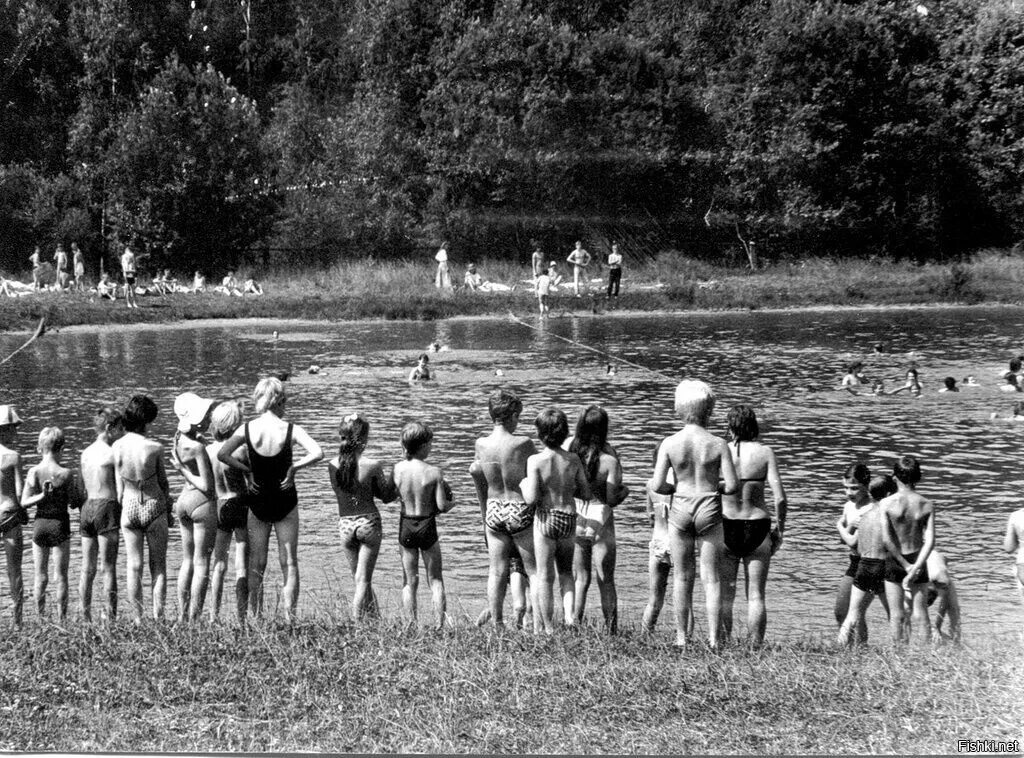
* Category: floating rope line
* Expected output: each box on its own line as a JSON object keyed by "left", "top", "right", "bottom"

{"left": 0, "top": 317, "right": 46, "bottom": 368}
{"left": 506, "top": 311, "right": 677, "bottom": 382}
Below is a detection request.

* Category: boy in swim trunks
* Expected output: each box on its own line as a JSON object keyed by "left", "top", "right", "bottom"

{"left": 521, "top": 408, "right": 591, "bottom": 633}
{"left": 536, "top": 268, "right": 551, "bottom": 315}
{"left": 21, "top": 427, "right": 82, "bottom": 621}
{"left": 0, "top": 405, "right": 25, "bottom": 625}
{"left": 837, "top": 494, "right": 898, "bottom": 646}
{"left": 879, "top": 455, "right": 934, "bottom": 643}
{"left": 392, "top": 421, "right": 454, "bottom": 630}
{"left": 79, "top": 406, "right": 126, "bottom": 622}
{"left": 649, "top": 379, "right": 738, "bottom": 648}
{"left": 469, "top": 388, "right": 537, "bottom": 629}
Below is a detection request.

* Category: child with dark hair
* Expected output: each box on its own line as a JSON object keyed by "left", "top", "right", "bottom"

{"left": 329, "top": 413, "right": 398, "bottom": 621}
{"left": 880, "top": 455, "right": 935, "bottom": 643}
{"left": 409, "top": 354, "right": 431, "bottom": 383}
{"left": 521, "top": 408, "right": 591, "bottom": 633}
{"left": 21, "top": 427, "right": 82, "bottom": 621}
{"left": 939, "top": 377, "right": 959, "bottom": 393}
{"left": 393, "top": 421, "right": 454, "bottom": 629}
{"left": 835, "top": 463, "right": 876, "bottom": 640}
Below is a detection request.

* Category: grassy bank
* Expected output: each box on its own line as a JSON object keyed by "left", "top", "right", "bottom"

{"left": 1, "top": 250, "right": 1022, "bottom": 332}
{"left": 0, "top": 617, "right": 1019, "bottom": 753}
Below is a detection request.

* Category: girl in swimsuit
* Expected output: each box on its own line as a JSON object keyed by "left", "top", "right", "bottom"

{"left": 719, "top": 405, "right": 787, "bottom": 646}
{"left": 112, "top": 395, "right": 172, "bottom": 623}
{"left": 21, "top": 427, "right": 80, "bottom": 621}
{"left": 566, "top": 406, "right": 629, "bottom": 633}
{"left": 216, "top": 377, "right": 323, "bottom": 622}
{"left": 329, "top": 413, "right": 398, "bottom": 621}
{"left": 170, "top": 392, "right": 218, "bottom": 623}
{"left": 0, "top": 406, "right": 24, "bottom": 626}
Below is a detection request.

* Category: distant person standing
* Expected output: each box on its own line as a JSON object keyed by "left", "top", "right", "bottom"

{"left": 120, "top": 244, "right": 138, "bottom": 309}
{"left": 434, "top": 242, "right": 453, "bottom": 291}
{"left": 29, "top": 246, "right": 42, "bottom": 290}
{"left": 72, "top": 243, "right": 85, "bottom": 291}
{"left": 606, "top": 242, "right": 623, "bottom": 300}
{"left": 53, "top": 245, "right": 69, "bottom": 290}
{"left": 531, "top": 243, "right": 545, "bottom": 290}
{"left": 566, "top": 240, "right": 591, "bottom": 297}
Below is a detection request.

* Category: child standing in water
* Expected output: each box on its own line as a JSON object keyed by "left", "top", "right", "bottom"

{"left": 521, "top": 408, "right": 591, "bottom": 633}
{"left": 836, "top": 489, "right": 896, "bottom": 646}
{"left": 1003, "top": 506, "right": 1024, "bottom": 604}
{"left": 649, "top": 380, "right": 738, "bottom": 649}
{"left": 0, "top": 406, "right": 25, "bottom": 625}
{"left": 392, "top": 422, "right": 454, "bottom": 629}
{"left": 21, "top": 427, "right": 81, "bottom": 621}
{"left": 835, "top": 463, "right": 879, "bottom": 641}
{"left": 329, "top": 413, "right": 398, "bottom": 621}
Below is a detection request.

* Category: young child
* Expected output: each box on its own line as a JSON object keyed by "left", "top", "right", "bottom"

{"left": 924, "top": 549, "right": 961, "bottom": 642}
{"left": 649, "top": 379, "right": 738, "bottom": 648}
{"left": 880, "top": 455, "right": 935, "bottom": 643}
{"left": 206, "top": 401, "right": 251, "bottom": 624}
{"left": 0, "top": 406, "right": 25, "bottom": 625}
{"left": 409, "top": 353, "right": 431, "bottom": 383}
{"left": 329, "top": 413, "right": 398, "bottom": 621}
{"left": 834, "top": 463, "right": 874, "bottom": 639}
{"left": 79, "top": 406, "right": 125, "bottom": 622}
{"left": 836, "top": 490, "right": 895, "bottom": 646}
{"left": 1004, "top": 506, "right": 1024, "bottom": 603}
{"left": 536, "top": 268, "right": 551, "bottom": 316}
{"left": 521, "top": 408, "right": 591, "bottom": 633}
{"left": 642, "top": 447, "right": 678, "bottom": 633}
{"left": 392, "top": 421, "right": 454, "bottom": 629}
{"left": 21, "top": 427, "right": 81, "bottom": 621}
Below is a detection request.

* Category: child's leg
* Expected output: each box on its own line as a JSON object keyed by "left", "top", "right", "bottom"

{"left": 572, "top": 538, "right": 593, "bottom": 624}
{"left": 188, "top": 511, "right": 217, "bottom": 621}
{"left": 246, "top": 516, "right": 272, "bottom": 616}
{"left": 232, "top": 527, "right": 249, "bottom": 625}
{"left": 669, "top": 526, "right": 696, "bottom": 646}
{"left": 510, "top": 571, "right": 529, "bottom": 628}
{"left": 145, "top": 517, "right": 169, "bottom": 621}
{"left": 592, "top": 527, "right": 617, "bottom": 633}
{"left": 554, "top": 535, "right": 576, "bottom": 626}
{"left": 511, "top": 528, "right": 537, "bottom": 631}
{"left": 699, "top": 524, "right": 725, "bottom": 648}
{"left": 99, "top": 528, "right": 119, "bottom": 622}
{"left": 908, "top": 584, "right": 931, "bottom": 643}
{"left": 354, "top": 538, "right": 381, "bottom": 621}
{"left": 642, "top": 554, "right": 671, "bottom": 633}
{"left": 746, "top": 547, "right": 772, "bottom": 646}
{"left": 533, "top": 522, "right": 557, "bottom": 634}
{"left": 422, "top": 542, "right": 446, "bottom": 630}
{"left": 33, "top": 542, "right": 49, "bottom": 617}
{"left": 54, "top": 539, "right": 70, "bottom": 621}
{"left": 719, "top": 551, "right": 740, "bottom": 641}
{"left": 834, "top": 574, "right": 853, "bottom": 626}
{"left": 79, "top": 534, "right": 98, "bottom": 621}
{"left": 274, "top": 510, "right": 300, "bottom": 623}
{"left": 399, "top": 545, "right": 420, "bottom": 622}
{"left": 210, "top": 529, "right": 231, "bottom": 621}
{"left": 177, "top": 520, "right": 195, "bottom": 622}
{"left": 485, "top": 529, "right": 512, "bottom": 627}
{"left": 884, "top": 580, "right": 907, "bottom": 644}
{"left": 3, "top": 528, "right": 23, "bottom": 626}
{"left": 838, "top": 586, "right": 873, "bottom": 645}
{"left": 122, "top": 527, "right": 146, "bottom": 622}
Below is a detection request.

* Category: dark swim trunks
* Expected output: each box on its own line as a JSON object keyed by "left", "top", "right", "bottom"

{"left": 853, "top": 557, "right": 886, "bottom": 595}
{"left": 217, "top": 495, "right": 250, "bottom": 532}
{"left": 844, "top": 554, "right": 860, "bottom": 579}
{"left": 34, "top": 516, "right": 71, "bottom": 548}
{"left": 722, "top": 518, "right": 772, "bottom": 558}
{"left": 399, "top": 513, "right": 439, "bottom": 551}
{"left": 885, "top": 551, "right": 930, "bottom": 585}
{"left": 80, "top": 498, "right": 121, "bottom": 538}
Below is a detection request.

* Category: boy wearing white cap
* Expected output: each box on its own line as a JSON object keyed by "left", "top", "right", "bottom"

{"left": 0, "top": 405, "right": 24, "bottom": 625}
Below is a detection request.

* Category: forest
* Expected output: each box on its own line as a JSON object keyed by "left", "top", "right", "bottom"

{"left": 1, "top": 0, "right": 1023, "bottom": 274}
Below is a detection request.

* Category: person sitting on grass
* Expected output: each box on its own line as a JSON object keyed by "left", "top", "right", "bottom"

{"left": 215, "top": 271, "right": 243, "bottom": 297}
{"left": 521, "top": 407, "right": 592, "bottom": 633}
{"left": 392, "top": 421, "right": 455, "bottom": 630}
{"left": 649, "top": 379, "right": 738, "bottom": 649}
{"left": 192, "top": 270, "right": 206, "bottom": 293}
{"left": 96, "top": 272, "right": 117, "bottom": 300}
{"left": 244, "top": 278, "right": 264, "bottom": 295}
{"left": 21, "top": 426, "right": 81, "bottom": 622}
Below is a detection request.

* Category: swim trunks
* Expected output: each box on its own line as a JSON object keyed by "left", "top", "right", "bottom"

{"left": 33, "top": 516, "right": 70, "bottom": 547}
{"left": 124, "top": 274, "right": 136, "bottom": 286}
{"left": 484, "top": 499, "right": 533, "bottom": 536}
{"left": 80, "top": 498, "right": 121, "bottom": 538}
{"left": 536, "top": 507, "right": 577, "bottom": 540}
{"left": 668, "top": 493, "right": 721, "bottom": 536}
{"left": 121, "top": 493, "right": 166, "bottom": 531}
{"left": 649, "top": 535, "right": 672, "bottom": 566}
{"left": 844, "top": 554, "right": 860, "bottom": 579}
{"left": 722, "top": 517, "right": 772, "bottom": 558}
{"left": 216, "top": 495, "right": 249, "bottom": 532}
{"left": 885, "top": 551, "right": 930, "bottom": 585}
{"left": 174, "top": 486, "right": 215, "bottom": 525}
{"left": 0, "top": 507, "right": 28, "bottom": 536}
{"left": 399, "top": 513, "right": 438, "bottom": 551}
{"left": 339, "top": 513, "right": 382, "bottom": 548}
{"left": 853, "top": 556, "right": 886, "bottom": 595}
{"left": 576, "top": 500, "right": 613, "bottom": 544}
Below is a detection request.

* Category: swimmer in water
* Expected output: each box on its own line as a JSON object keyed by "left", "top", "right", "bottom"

{"left": 939, "top": 377, "right": 959, "bottom": 393}
{"left": 899, "top": 367, "right": 923, "bottom": 397}
{"left": 963, "top": 375, "right": 980, "bottom": 387}
{"left": 409, "top": 353, "right": 432, "bottom": 383}
{"left": 840, "top": 362, "right": 867, "bottom": 388}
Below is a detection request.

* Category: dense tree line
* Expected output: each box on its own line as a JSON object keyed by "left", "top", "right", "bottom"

{"left": 0, "top": 0, "right": 1021, "bottom": 275}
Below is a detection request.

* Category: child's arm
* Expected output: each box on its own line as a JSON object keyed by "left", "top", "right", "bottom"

{"left": 905, "top": 509, "right": 935, "bottom": 587}
{"left": 1005, "top": 513, "right": 1020, "bottom": 553}
{"left": 605, "top": 456, "right": 628, "bottom": 506}
{"left": 435, "top": 470, "right": 455, "bottom": 513}
{"left": 718, "top": 439, "right": 738, "bottom": 496}
{"left": 766, "top": 448, "right": 787, "bottom": 541}
{"left": 645, "top": 486, "right": 656, "bottom": 526}
{"left": 836, "top": 516, "right": 858, "bottom": 547}
{"left": 217, "top": 429, "right": 251, "bottom": 473}
{"left": 372, "top": 463, "right": 399, "bottom": 504}
{"left": 650, "top": 441, "right": 673, "bottom": 495}
{"left": 170, "top": 445, "right": 213, "bottom": 493}
{"left": 881, "top": 511, "right": 909, "bottom": 567}
{"left": 285, "top": 425, "right": 324, "bottom": 487}
{"left": 520, "top": 456, "right": 540, "bottom": 507}
{"left": 468, "top": 459, "right": 488, "bottom": 524}
{"left": 20, "top": 467, "right": 44, "bottom": 508}
{"left": 573, "top": 458, "right": 593, "bottom": 502}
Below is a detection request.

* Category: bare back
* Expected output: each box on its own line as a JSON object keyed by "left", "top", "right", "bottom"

{"left": 882, "top": 490, "right": 932, "bottom": 553}
{"left": 81, "top": 439, "right": 117, "bottom": 500}
{"left": 330, "top": 455, "right": 396, "bottom": 518}
{"left": 522, "top": 447, "right": 591, "bottom": 512}
{"left": 853, "top": 505, "right": 888, "bottom": 560}
{"left": 207, "top": 439, "right": 249, "bottom": 500}
{"left": 0, "top": 444, "right": 21, "bottom": 514}
{"left": 393, "top": 459, "right": 446, "bottom": 518}
{"left": 113, "top": 432, "right": 168, "bottom": 503}
{"left": 653, "top": 424, "right": 736, "bottom": 498}
{"left": 723, "top": 440, "right": 781, "bottom": 520}
{"left": 474, "top": 431, "right": 535, "bottom": 502}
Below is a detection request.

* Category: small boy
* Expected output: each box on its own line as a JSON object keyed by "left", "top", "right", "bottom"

{"left": 21, "top": 427, "right": 82, "bottom": 621}
{"left": 409, "top": 353, "right": 431, "bottom": 383}
{"left": 521, "top": 408, "right": 591, "bottom": 633}
{"left": 393, "top": 421, "right": 454, "bottom": 629}
{"left": 0, "top": 405, "right": 25, "bottom": 625}
{"left": 28, "top": 246, "right": 41, "bottom": 289}
{"left": 837, "top": 495, "right": 894, "bottom": 645}
{"left": 79, "top": 406, "right": 125, "bottom": 622}
{"left": 649, "top": 379, "right": 738, "bottom": 648}
{"left": 924, "top": 549, "right": 961, "bottom": 642}
{"left": 880, "top": 455, "right": 935, "bottom": 643}
{"left": 536, "top": 268, "right": 551, "bottom": 315}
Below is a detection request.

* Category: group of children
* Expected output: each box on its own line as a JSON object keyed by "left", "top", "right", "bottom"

{"left": 0, "top": 372, "right": 1021, "bottom": 644}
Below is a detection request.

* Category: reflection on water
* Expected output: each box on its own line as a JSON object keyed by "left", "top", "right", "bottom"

{"left": 2, "top": 306, "right": 1023, "bottom": 639}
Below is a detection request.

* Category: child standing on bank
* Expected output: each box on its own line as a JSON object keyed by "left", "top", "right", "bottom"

{"left": 393, "top": 421, "right": 454, "bottom": 629}
{"left": 536, "top": 268, "right": 551, "bottom": 316}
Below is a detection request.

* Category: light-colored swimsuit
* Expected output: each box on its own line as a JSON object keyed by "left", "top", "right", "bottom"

{"left": 339, "top": 513, "right": 382, "bottom": 548}
{"left": 668, "top": 492, "right": 721, "bottom": 536}
{"left": 575, "top": 499, "right": 613, "bottom": 543}
{"left": 536, "top": 507, "right": 576, "bottom": 540}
